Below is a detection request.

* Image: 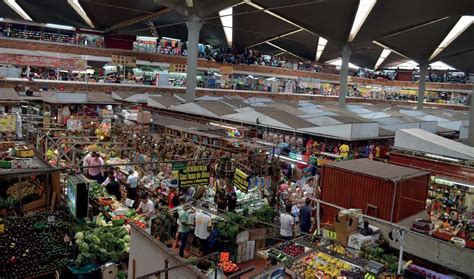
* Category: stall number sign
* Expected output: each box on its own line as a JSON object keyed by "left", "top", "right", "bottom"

{"left": 233, "top": 168, "right": 249, "bottom": 193}
{"left": 177, "top": 165, "right": 209, "bottom": 187}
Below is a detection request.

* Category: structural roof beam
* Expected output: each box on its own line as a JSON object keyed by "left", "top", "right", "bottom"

{"left": 105, "top": 8, "right": 172, "bottom": 33}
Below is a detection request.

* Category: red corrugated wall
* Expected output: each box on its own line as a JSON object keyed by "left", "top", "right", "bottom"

{"left": 321, "top": 165, "right": 429, "bottom": 223}
{"left": 395, "top": 175, "right": 429, "bottom": 222}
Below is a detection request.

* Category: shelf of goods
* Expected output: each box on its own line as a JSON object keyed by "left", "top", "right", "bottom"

{"left": 0, "top": 211, "right": 72, "bottom": 278}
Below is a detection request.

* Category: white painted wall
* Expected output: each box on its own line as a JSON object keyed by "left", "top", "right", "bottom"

{"left": 128, "top": 226, "right": 204, "bottom": 279}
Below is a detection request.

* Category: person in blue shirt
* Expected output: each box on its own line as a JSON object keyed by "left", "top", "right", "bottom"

{"left": 299, "top": 198, "right": 313, "bottom": 234}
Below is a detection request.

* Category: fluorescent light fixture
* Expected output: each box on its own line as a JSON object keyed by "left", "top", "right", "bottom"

{"left": 266, "top": 152, "right": 308, "bottom": 165}
{"left": 374, "top": 48, "right": 391, "bottom": 70}
{"left": 325, "top": 57, "right": 360, "bottom": 70}
{"left": 316, "top": 36, "right": 328, "bottom": 61}
{"left": 425, "top": 153, "right": 460, "bottom": 162}
{"left": 4, "top": 0, "right": 32, "bottom": 21}
{"left": 45, "top": 23, "right": 75, "bottom": 31}
{"left": 219, "top": 7, "right": 233, "bottom": 47}
{"left": 434, "top": 178, "right": 474, "bottom": 189}
{"left": 429, "top": 16, "right": 474, "bottom": 61}
{"left": 68, "top": 0, "right": 94, "bottom": 28}
{"left": 349, "top": 0, "right": 376, "bottom": 42}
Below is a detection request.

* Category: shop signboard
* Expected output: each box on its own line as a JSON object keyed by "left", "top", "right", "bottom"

{"left": 172, "top": 161, "right": 187, "bottom": 171}
{"left": 233, "top": 168, "right": 249, "bottom": 193}
{"left": 0, "top": 114, "right": 16, "bottom": 132}
{"left": 0, "top": 54, "right": 87, "bottom": 70}
{"left": 111, "top": 55, "right": 136, "bottom": 67}
{"left": 175, "top": 164, "right": 210, "bottom": 187}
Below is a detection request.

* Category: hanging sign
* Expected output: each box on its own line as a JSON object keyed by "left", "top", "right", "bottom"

{"left": 176, "top": 164, "right": 210, "bottom": 187}
{"left": 233, "top": 168, "right": 249, "bottom": 193}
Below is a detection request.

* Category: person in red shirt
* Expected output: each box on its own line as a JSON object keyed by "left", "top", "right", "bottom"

{"left": 168, "top": 187, "right": 179, "bottom": 209}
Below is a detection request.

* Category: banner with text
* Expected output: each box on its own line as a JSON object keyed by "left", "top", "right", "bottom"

{"left": 0, "top": 54, "right": 87, "bottom": 70}
{"left": 233, "top": 168, "right": 249, "bottom": 193}
{"left": 175, "top": 164, "right": 210, "bottom": 187}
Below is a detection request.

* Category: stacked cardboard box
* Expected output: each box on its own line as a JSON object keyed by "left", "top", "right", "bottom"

{"left": 334, "top": 213, "right": 359, "bottom": 246}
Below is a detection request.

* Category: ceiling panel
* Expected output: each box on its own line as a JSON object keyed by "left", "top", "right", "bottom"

{"left": 253, "top": 43, "right": 282, "bottom": 56}
{"left": 18, "top": 0, "right": 88, "bottom": 28}
{"left": 0, "top": 1, "right": 24, "bottom": 20}
{"left": 378, "top": 16, "right": 460, "bottom": 63}
{"left": 379, "top": 52, "right": 410, "bottom": 69}
{"left": 442, "top": 50, "right": 474, "bottom": 73}
{"left": 354, "top": 0, "right": 474, "bottom": 42}
{"left": 319, "top": 40, "right": 341, "bottom": 63}
{"left": 232, "top": 4, "right": 299, "bottom": 48}
{"left": 80, "top": 0, "right": 163, "bottom": 29}
{"left": 253, "top": 0, "right": 359, "bottom": 42}
{"left": 271, "top": 30, "right": 318, "bottom": 60}
{"left": 350, "top": 44, "right": 384, "bottom": 69}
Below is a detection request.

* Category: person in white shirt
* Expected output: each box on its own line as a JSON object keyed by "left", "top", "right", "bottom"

{"left": 280, "top": 204, "right": 295, "bottom": 241}
{"left": 136, "top": 193, "right": 155, "bottom": 217}
{"left": 126, "top": 169, "right": 139, "bottom": 200}
{"left": 194, "top": 208, "right": 212, "bottom": 256}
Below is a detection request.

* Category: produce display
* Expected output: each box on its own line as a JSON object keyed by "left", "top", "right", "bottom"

{"left": 0, "top": 211, "right": 71, "bottom": 277}
{"left": 6, "top": 180, "right": 42, "bottom": 201}
{"left": 276, "top": 242, "right": 306, "bottom": 258}
{"left": 360, "top": 246, "right": 398, "bottom": 272}
{"left": 290, "top": 252, "right": 354, "bottom": 278}
{"left": 218, "top": 260, "right": 240, "bottom": 275}
{"left": 74, "top": 218, "right": 130, "bottom": 267}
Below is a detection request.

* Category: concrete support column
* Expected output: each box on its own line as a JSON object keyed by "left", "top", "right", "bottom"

{"left": 339, "top": 45, "right": 352, "bottom": 107}
{"left": 468, "top": 90, "right": 474, "bottom": 147}
{"left": 417, "top": 64, "right": 428, "bottom": 110}
{"left": 185, "top": 15, "right": 202, "bottom": 103}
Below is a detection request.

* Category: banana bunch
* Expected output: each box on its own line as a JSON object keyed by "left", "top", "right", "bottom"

{"left": 323, "top": 265, "right": 340, "bottom": 277}
{"left": 332, "top": 245, "right": 346, "bottom": 255}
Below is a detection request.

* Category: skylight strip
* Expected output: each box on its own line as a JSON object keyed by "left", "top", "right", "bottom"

{"left": 325, "top": 57, "right": 360, "bottom": 70}
{"left": 348, "top": 0, "right": 376, "bottom": 42}
{"left": 219, "top": 7, "right": 233, "bottom": 47}
{"left": 68, "top": 0, "right": 95, "bottom": 28}
{"left": 428, "top": 15, "right": 474, "bottom": 61}
{"left": 374, "top": 48, "right": 391, "bottom": 70}
{"left": 4, "top": 0, "right": 32, "bottom": 21}
{"left": 316, "top": 36, "right": 328, "bottom": 61}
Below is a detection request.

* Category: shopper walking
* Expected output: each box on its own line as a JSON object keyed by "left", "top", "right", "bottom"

{"left": 126, "top": 169, "right": 138, "bottom": 200}
{"left": 280, "top": 204, "right": 295, "bottom": 241}
{"left": 194, "top": 207, "right": 212, "bottom": 256}
{"left": 87, "top": 152, "right": 105, "bottom": 183}
{"left": 299, "top": 198, "right": 313, "bottom": 234}
{"left": 177, "top": 197, "right": 193, "bottom": 257}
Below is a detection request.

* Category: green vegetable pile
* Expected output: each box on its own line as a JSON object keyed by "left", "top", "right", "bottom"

{"left": 88, "top": 181, "right": 108, "bottom": 199}
{"left": 360, "top": 246, "right": 398, "bottom": 272}
{"left": 74, "top": 224, "right": 130, "bottom": 267}
{"left": 0, "top": 196, "right": 17, "bottom": 210}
